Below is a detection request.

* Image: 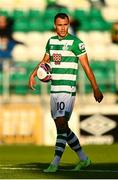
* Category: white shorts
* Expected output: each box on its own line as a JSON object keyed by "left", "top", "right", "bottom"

{"left": 50, "top": 93, "right": 75, "bottom": 120}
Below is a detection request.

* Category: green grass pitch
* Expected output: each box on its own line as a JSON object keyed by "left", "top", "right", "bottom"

{"left": 0, "top": 144, "right": 118, "bottom": 179}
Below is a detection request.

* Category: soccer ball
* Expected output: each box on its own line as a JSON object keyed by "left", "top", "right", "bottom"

{"left": 37, "top": 63, "right": 52, "bottom": 82}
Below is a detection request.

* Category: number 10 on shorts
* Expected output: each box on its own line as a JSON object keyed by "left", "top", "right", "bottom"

{"left": 57, "top": 102, "right": 65, "bottom": 111}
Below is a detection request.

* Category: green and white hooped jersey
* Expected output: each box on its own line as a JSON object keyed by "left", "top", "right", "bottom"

{"left": 45, "top": 33, "right": 86, "bottom": 95}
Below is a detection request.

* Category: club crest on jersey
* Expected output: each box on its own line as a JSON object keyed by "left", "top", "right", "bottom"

{"left": 62, "top": 43, "right": 69, "bottom": 50}
{"left": 53, "top": 53, "right": 62, "bottom": 64}
{"left": 79, "top": 43, "right": 85, "bottom": 52}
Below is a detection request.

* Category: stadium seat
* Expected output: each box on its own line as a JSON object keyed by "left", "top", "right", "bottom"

{"left": 106, "top": 61, "right": 117, "bottom": 92}
{"left": 28, "top": 10, "right": 44, "bottom": 31}
{"left": 28, "top": 45, "right": 45, "bottom": 61}
{"left": 90, "top": 60, "right": 117, "bottom": 93}
{"left": 13, "top": 19, "right": 28, "bottom": 32}
{"left": 105, "top": 0, "right": 118, "bottom": 7}
{"left": 12, "top": 44, "right": 29, "bottom": 61}
{"left": 102, "top": 7, "right": 118, "bottom": 22}
{"left": 88, "top": 8, "right": 103, "bottom": 20}
{"left": 26, "top": 61, "right": 39, "bottom": 71}
{"left": 103, "top": 31, "right": 112, "bottom": 44}
{"left": 28, "top": 9, "right": 42, "bottom": 19}
{"left": 73, "top": 0, "right": 90, "bottom": 10}
{"left": 89, "top": 19, "right": 108, "bottom": 31}
{"left": 43, "top": 31, "right": 56, "bottom": 42}
{"left": 74, "top": 8, "right": 109, "bottom": 31}
{"left": 28, "top": 0, "right": 46, "bottom": 11}
{"left": 13, "top": 32, "right": 27, "bottom": 44}
{"left": 28, "top": 19, "right": 44, "bottom": 32}
{"left": 58, "top": 0, "right": 79, "bottom": 11}
{"left": 9, "top": 69, "right": 28, "bottom": 95}
{"left": 79, "top": 20, "right": 92, "bottom": 32}
{"left": 58, "top": 0, "right": 88, "bottom": 10}
{"left": 89, "top": 31, "right": 105, "bottom": 45}
{"left": 14, "top": 0, "right": 31, "bottom": 11}
{"left": 12, "top": 9, "right": 27, "bottom": 20}
{"left": 43, "top": 8, "right": 59, "bottom": 31}
{"left": 74, "top": 9, "right": 88, "bottom": 22}
{"left": 0, "top": 9, "right": 10, "bottom": 17}
{"left": 26, "top": 32, "right": 44, "bottom": 46}
{"left": 107, "top": 44, "right": 118, "bottom": 61}
{"left": 88, "top": 45, "right": 108, "bottom": 60}
{"left": 12, "top": 61, "right": 41, "bottom": 94}
{"left": 14, "top": 61, "right": 32, "bottom": 70}
{"left": 0, "top": 0, "right": 14, "bottom": 11}
{"left": 88, "top": 31, "right": 112, "bottom": 46}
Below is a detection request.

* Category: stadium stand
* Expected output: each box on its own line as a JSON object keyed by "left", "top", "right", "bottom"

{"left": 0, "top": 0, "right": 118, "bottom": 103}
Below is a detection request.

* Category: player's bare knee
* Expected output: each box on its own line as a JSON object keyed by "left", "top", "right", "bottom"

{"left": 54, "top": 116, "right": 69, "bottom": 133}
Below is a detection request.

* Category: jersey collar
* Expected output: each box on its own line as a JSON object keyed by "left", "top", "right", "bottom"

{"left": 58, "top": 33, "right": 70, "bottom": 40}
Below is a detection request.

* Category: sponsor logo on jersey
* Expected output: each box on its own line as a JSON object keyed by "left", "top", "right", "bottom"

{"left": 53, "top": 53, "right": 62, "bottom": 65}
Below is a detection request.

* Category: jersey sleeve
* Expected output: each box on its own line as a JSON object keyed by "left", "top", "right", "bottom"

{"left": 45, "top": 39, "right": 50, "bottom": 55}
{"left": 72, "top": 38, "right": 87, "bottom": 57}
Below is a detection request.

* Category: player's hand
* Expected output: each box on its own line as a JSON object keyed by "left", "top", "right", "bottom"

{"left": 93, "top": 88, "right": 103, "bottom": 103}
{"left": 29, "top": 75, "right": 36, "bottom": 90}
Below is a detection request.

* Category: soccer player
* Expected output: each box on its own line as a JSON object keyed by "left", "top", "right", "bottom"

{"left": 29, "top": 13, "right": 103, "bottom": 172}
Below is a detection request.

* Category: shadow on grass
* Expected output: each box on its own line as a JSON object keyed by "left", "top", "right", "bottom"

{"left": 15, "top": 162, "right": 118, "bottom": 179}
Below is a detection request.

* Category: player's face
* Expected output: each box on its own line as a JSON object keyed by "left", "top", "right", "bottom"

{"left": 54, "top": 17, "right": 70, "bottom": 38}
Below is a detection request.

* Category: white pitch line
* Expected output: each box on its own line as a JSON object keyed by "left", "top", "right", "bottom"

{"left": 0, "top": 164, "right": 37, "bottom": 167}
{"left": 0, "top": 166, "right": 118, "bottom": 173}
{"left": 0, "top": 167, "right": 39, "bottom": 170}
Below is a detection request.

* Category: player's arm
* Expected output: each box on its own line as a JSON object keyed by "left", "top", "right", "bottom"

{"left": 29, "top": 53, "right": 50, "bottom": 90}
{"left": 79, "top": 53, "right": 103, "bottom": 103}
